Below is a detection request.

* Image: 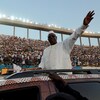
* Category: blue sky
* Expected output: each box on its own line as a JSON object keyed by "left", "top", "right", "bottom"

{"left": 0, "top": 0, "right": 99, "bottom": 45}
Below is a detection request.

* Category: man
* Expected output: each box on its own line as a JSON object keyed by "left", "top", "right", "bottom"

{"left": 39, "top": 11, "right": 95, "bottom": 70}
{"left": 46, "top": 73, "right": 88, "bottom": 100}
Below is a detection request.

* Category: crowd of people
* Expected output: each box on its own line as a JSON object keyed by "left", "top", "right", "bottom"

{"left": 0, "top": 11, "right": 98, "bottom": 71}
{"left": 0, "top": 34, "right": 49, "bottom": 69}
{"left": 71, "top": 45, "right": 100, "bottom": 67}
{"left": 0, "top": 34, "right": 99, "bottom": 70}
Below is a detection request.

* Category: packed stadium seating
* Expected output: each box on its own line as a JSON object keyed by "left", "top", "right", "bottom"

{"left": 0, "top": 34, "right": 99, "bottom": 71}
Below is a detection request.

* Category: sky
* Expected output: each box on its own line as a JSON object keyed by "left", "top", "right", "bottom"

{"left": 0, "top": 0, "right": 100, "bottom": 46}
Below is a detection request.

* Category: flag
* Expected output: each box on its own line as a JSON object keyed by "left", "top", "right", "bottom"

{"left": 13, "top": 63, "right": 22, "bottom": 73}
{"left": 1, "top": 68, "right": 8, "bottom": 75}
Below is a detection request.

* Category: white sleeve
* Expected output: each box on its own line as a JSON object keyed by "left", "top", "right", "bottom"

{"left": 63, "top": 25, "right": 88, "bottom": 53}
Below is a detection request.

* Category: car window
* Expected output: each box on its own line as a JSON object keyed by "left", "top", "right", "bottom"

{"left": 69, "top": 82, "right": 100, "bottom": 100}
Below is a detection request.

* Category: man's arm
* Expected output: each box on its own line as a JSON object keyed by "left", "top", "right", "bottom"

{"left": 48, "top": 73, "right": 88, "bottom": 100}
{"left": 63, "top": 10, "right": 95, "bottom": 53}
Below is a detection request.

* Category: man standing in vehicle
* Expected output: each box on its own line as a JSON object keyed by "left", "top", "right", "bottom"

{"left": 39, "top": 11, "right": 95, "bottom": 70}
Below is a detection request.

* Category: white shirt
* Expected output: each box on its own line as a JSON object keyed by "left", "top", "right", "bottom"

{"left": 39, "top": 25, "right": 88, "bottom": 69}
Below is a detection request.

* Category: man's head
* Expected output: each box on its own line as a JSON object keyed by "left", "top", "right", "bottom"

{"left": 48, "top": 31, "right": 57, "bottom": 45}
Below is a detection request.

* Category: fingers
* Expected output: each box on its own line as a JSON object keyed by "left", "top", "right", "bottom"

{"left": 47, "top": 72, "right": 56, "bottom": 76}
{"left": 91, "top": 10, "right": 95, "bottom": 16}
{"left": 90, "top": 17, "right": 94, "bottom": 21}
{"left": 87, "top": 11, "right": 91, "bottom": 16}
{"left": 48, "top": 72, "right": 55, "bottom": 78}
{"left": 84, "top": 10, "right": 95, "bottom": 25}
{"left": 48, "top": 72, "right": 61, "bottom": 80}
{"left": 87, "top": 10, "right": 95, "bottom": 18}
{"left": 90, "top": 10, "right": 95, "bottom": 18}
{"left": 48, "top": 72, "right": 57, "bottom": 78}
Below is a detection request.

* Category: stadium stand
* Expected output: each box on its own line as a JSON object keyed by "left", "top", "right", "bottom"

{"left": 0, "top": 34, "right": 99, "bottom": 74}
{"left": 0, "top": 14, "right": 99, "bottom": 74}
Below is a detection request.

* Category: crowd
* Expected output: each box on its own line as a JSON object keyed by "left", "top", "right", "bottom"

{"left": 0, "top": 34, "right": 49, "bottom": 69}
{"left": 0, "top": 34, "right": 99, "bottom": 70}
{"left": 70, "top": 45, "right": 100, "bottom": 67}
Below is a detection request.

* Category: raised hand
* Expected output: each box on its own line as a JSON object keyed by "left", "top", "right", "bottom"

{"left": 83, "top": 10, "right": 95, "bottom": 25}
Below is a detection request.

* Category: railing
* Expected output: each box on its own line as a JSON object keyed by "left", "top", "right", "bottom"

{"left": 5, "top": 69, "right": 100, "bottom": 79}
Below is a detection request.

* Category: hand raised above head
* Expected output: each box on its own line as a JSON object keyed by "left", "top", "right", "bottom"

{"left": 83, "top": 10, "right": 95, "bottom": 25}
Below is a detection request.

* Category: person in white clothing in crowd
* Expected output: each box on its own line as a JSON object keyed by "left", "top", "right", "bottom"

{"left": 38, "top": 10, "right": 95, "bottom": 70}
